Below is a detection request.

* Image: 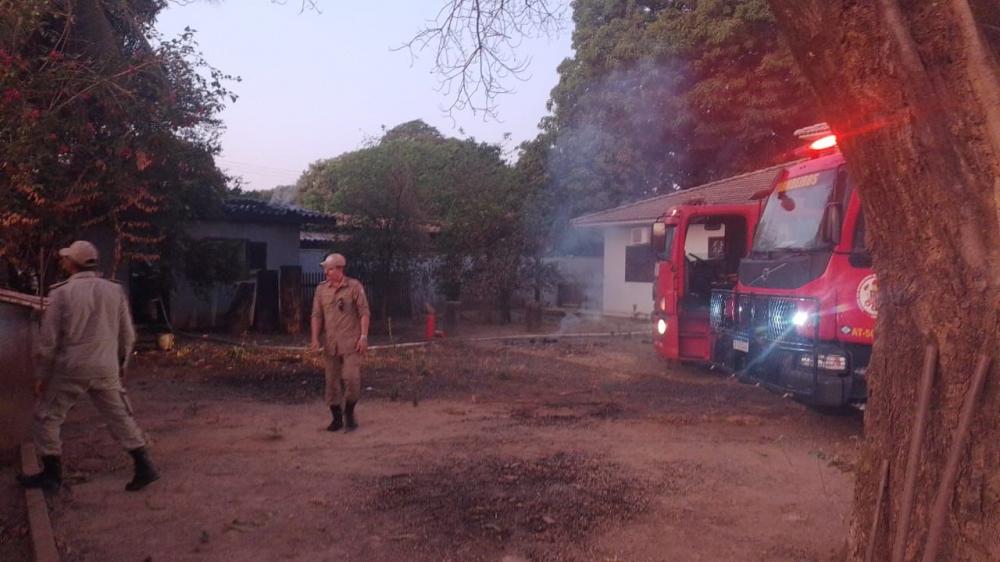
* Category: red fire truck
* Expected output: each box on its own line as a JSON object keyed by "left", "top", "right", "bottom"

{"left": 710, "top": 125, "right": 876, "bottom": 408}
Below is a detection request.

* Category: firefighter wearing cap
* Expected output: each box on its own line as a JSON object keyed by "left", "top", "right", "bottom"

{"left": 311, "top": 253, "right": 370, "bottom": 432}
{"left": 18, "top": 240, "right": 160, "bottom": 492}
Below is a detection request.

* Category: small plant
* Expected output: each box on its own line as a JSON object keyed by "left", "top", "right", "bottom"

{"left": 229, "top": 345, "right": 249, "bottom": 361}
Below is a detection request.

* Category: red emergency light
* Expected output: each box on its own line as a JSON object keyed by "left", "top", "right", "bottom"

{"left": 809, "top": 134, "right": 838, "bottom": 151}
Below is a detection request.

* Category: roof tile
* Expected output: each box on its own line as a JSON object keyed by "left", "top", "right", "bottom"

{"left": 571, "top": 161, "right": 798, "bottom": 227}
{"left": 222, "top": 198, "right": 337, "bottom": 225}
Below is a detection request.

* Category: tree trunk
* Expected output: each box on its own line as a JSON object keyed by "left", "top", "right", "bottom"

{"left": 766, "top": 1, "right": 1000, "bottom": 560}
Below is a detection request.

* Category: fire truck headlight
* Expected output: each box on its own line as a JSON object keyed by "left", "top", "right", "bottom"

{"left": 792, "top": 310, "right": 811, "bottom": 327}
{"left": 656, "top": 318, "right": 667, "bottom": 336}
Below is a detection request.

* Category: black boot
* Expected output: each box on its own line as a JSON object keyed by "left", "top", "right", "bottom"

{"left": 327, "top": 405, "right": 343, "bottom": 432}
{"left": 125, "top": 447, "right": 160, "bottom": 492}
{"left": 17, "top": 455, "right": 61, "bottom": 492}
{"left": 345, "top": 401, "right": 358, "bottom": 431}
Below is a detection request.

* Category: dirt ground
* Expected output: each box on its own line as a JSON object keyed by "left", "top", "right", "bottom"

{"left": 5, "top": 330, "right": 862, "bottom": 562}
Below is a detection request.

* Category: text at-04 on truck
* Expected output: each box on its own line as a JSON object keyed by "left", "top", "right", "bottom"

{"left": 710, "top": 126, "right": 876, "bottom": 408}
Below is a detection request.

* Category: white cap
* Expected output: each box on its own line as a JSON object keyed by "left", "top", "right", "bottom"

{"left": 58, "top": 240, "right": 99, "bottom": 267}
{"left": 319, "top": 253, "right": 346, "bottom": 270}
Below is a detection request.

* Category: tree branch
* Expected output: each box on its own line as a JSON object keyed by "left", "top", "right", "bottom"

{"left": 398, "top": 0, "right": 566, "bottom": 118}
{"left": 950, "top": 0, "right": 1000, "bottom": 161}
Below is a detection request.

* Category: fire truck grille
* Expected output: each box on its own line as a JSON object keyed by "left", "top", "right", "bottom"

{"left": 735, "top": 294, "right": 816, "bottom": 345}
{"left": 709, "top": 290, "right": 735, "bottom": 330}
{"left": 766, "top": 298, "right": 797, "bottom": 341}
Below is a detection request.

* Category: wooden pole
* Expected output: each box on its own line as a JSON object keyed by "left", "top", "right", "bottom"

{"left": 921, "top": 354, "right": 992, "bottom": 562}
{"left": 866, "top": 459, "right": 891, "bottom": 562}
{"left": 891, "top": 344, "right": 938, "bottom": 562}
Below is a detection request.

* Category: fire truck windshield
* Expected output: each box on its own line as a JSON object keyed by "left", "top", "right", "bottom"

{"left": 752, "top": 168, "right": 840, "bottom": 252}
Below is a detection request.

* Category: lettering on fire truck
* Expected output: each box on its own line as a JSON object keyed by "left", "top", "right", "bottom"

{"left": 775, "top": 173, "right": 820, "bottom": 193}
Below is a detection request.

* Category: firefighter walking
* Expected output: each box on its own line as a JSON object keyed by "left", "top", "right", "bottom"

{"left": 18, "top": 240, "right": 159, "bottom": 492}
{"left": 310, "top": 253, "right": 370, "bottom": 432}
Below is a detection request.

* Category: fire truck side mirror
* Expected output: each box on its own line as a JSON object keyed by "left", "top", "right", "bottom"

{"left": 823, "top": 202, "right": 843, "bottom": 244}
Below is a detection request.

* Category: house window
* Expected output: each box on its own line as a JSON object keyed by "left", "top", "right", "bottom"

{"left": 246, "top": 241, "right": 267, "bottom": 271}
{"left": 625, "top": 244, "right": 655, "bottom": 283}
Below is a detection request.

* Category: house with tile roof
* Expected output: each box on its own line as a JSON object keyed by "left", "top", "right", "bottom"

{"left": 570, "top": 162, "right": 793, "bottom": 317}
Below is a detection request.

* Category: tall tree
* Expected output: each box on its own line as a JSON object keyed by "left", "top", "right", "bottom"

{"left": 765, "top": 1, "right": 1000, "bottom": 560}
{"left": 421, "top": 0, "right": 1000, "bottom": 559}
{"left": 297, "top": 121, "right": 529, "bottom": 322}
{"left": 0, "top": 1, "right": 233, "bottom": 292}
{"left": 461, "top": 0, "right": 820, "bottom": 257}
{"left": 542, "top": 0, "right": 816, "bottom": 210}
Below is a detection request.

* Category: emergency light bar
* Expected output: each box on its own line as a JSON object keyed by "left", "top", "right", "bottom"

{"left": 793, "top": 123, "right": 838, "bottom": 156}
{"left": 809, "top": 135, "right": 838, "bottom": 150}
{"left": 794, "top": 122, "right": 832, "bottom": 140}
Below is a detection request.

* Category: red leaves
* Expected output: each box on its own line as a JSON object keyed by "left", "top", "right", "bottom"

{"left": 2, "top": 88, "right": 22, "bottom": 104}
{"left": 135, "top": 150, "right": 153, "bottom": 171}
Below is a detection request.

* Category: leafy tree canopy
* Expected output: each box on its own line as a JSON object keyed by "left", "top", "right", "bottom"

{"left": 536, "top": 0, "right": 818, "bottom": 219}
{"left": 297, "top": 120, "right": 531, "bottom": 316}
{"left": 0, "top": 1, "right": 234, "bottom": 291}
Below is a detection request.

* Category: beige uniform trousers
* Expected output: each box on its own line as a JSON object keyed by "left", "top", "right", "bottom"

{"left": 324, "top": 353, "right": 362, "bottom": 406}
{"left": 34, "top": 376, "right": 146, "bottom": 456}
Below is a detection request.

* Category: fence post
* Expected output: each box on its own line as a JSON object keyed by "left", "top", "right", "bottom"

{"left": 280, "top": 266, "right": 303, "bottom": 335}
{"left": 254, "top": 270, "right": 280, "bottom": 334}
{"left": 301, "top": 271, "right": 323, "bottom": 332}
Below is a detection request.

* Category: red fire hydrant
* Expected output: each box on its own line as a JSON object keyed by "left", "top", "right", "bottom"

{"left": 424, "top": 304, "right": 437, "bottom": 341}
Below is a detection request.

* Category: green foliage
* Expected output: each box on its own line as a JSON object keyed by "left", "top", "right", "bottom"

{"left": 534, "top": 0, "right": 817, "bottom": 228}
{"left": 0, "top": 3, "right": 233, "bottom": 291}
{"left": 182, "top": 238, "right": 246, "bottom": 296}
{"left": 297, "top": 120, "right": 532, "bottom": 319}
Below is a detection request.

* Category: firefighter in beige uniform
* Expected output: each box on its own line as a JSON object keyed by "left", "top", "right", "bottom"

{"left": 18, "top": 241, "right": 159, "bottom": 492}
{"left": 311, "top": 253, "right": 370, "bottom": 432}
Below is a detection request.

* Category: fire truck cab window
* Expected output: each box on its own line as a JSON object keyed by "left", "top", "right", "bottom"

{"left": 753, "top": 168, "right": 840, "bottom": 252}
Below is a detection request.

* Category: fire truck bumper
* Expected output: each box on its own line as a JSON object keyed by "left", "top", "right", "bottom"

{"left": 738, "top": 343, "right": 866, "bottom": 408}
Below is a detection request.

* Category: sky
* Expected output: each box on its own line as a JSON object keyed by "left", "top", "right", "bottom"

{"left": 155, "top": 1, "right": 575, "bottom": 191}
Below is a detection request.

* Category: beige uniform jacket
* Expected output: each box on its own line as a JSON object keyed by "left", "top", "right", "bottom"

{"left": 35, "top": 271, "right": 136, "bottom": 380}
{"left": 311, "top": 277, "right": 370, "bottom": 356}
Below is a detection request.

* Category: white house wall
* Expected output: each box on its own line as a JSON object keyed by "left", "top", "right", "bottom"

{"left": 300, "top": 249, "right": 328, "bottom": 275}
{"left": 602, "top": 226, "right": 653, "bottom": 317}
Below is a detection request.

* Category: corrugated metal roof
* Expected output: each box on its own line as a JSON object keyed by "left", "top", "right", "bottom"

{"left": 222, "top": 198, "right": 338, "bottom": 225}
{"left": 571, "top": 161, "right": 798, "bottom": 227}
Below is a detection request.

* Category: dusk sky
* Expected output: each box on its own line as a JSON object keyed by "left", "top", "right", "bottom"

{"left": 155, "top": 2, "right": 574, "bottom": 191}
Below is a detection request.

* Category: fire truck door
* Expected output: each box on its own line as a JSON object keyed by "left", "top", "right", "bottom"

{"left": 652, "top": 221, "right": 681, "bottom": 359}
